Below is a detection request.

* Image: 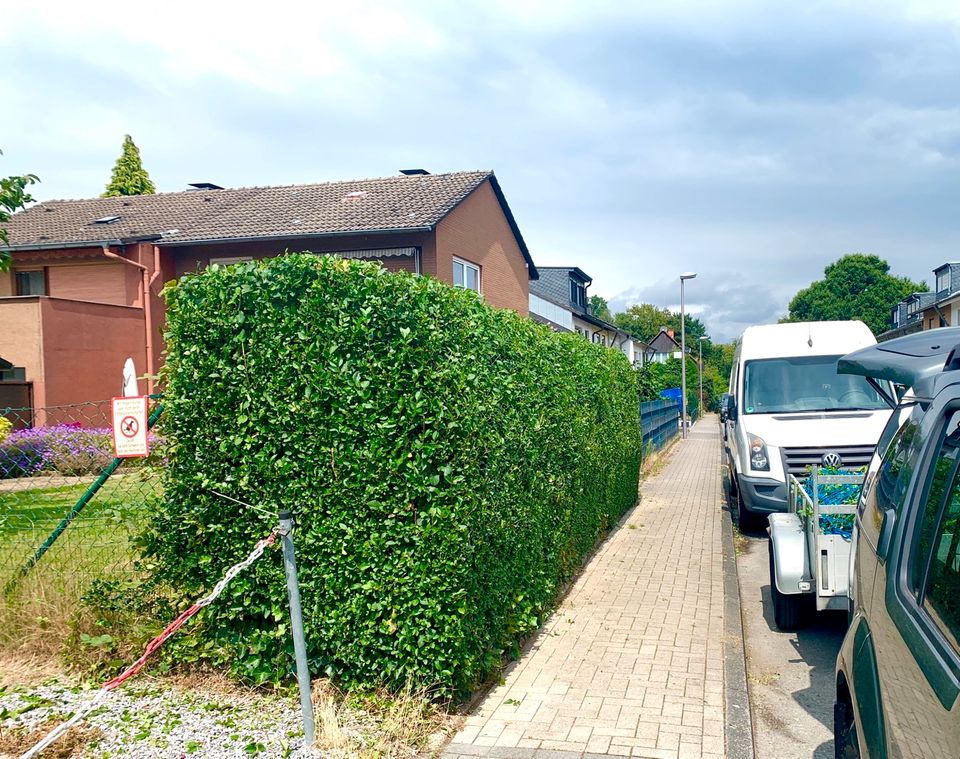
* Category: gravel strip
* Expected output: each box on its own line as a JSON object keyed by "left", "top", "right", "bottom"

{"left": 1, "top": 677, "right": 322, "bottom": 758}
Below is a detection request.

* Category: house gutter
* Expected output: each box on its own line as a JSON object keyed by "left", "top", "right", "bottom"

{"left": 0, "top": 239, "right": 123, "bottom": 252}
{"left": 101, "top": 244, "right": 155, "bottom": 396}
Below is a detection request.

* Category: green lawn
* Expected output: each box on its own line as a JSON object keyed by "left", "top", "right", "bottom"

{"left": 0, "top": 471, "right": 163, "bottom": 598}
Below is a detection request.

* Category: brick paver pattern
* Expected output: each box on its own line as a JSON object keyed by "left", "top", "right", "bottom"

{"left": 444, "top": 421, "right": 725, "bottom": 759}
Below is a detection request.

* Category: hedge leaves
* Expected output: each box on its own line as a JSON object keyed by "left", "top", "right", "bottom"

{"left": 147, "top": 254, "right": 640, "bottom": 696}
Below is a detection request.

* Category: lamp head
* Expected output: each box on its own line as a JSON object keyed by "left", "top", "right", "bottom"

{"left": 680, "top": 272, "right": 697, "bottom": 280}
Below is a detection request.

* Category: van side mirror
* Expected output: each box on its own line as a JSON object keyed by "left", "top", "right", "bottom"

{"left": 727, "top": 397, "right": 738, "bottom": 421}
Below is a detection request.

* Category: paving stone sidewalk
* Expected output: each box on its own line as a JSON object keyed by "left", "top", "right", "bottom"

{"left": 443, "top": 421, "right": 726, "bottom": 759}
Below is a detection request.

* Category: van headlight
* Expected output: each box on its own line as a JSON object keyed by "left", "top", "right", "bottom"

{"left": 749, "top": 435, "right": 770, "bottom": 471}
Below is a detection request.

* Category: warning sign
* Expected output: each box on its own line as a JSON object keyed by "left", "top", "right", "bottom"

{"left": 112, "top": 396, "right": 149, "bottom": 458}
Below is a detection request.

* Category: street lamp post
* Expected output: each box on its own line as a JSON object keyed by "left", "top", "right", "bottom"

{"left": 679, "top": 272, "right": 697, "bottom": 439}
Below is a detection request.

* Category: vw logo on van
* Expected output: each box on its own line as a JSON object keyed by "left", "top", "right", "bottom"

{"left": 822, "top": 451, "right": 843, "bottom": 468}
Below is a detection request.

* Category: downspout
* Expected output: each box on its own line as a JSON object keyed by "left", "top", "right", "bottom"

{"left": 102, "top": 245, "right": 154, "bottom": 395}
{"left": 933, "top": 303, "right": 948, "bottom": 328}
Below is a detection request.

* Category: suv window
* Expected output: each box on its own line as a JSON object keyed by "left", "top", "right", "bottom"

{"left": 862, "top": 402, "right": 923, "bottom": 546}
{"left": 912, "top": 411, "right": 960, "bottom": 651}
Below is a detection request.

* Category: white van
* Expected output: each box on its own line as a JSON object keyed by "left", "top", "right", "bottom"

{"left": 724, "top": 320, "right": 893, "bottom": 528}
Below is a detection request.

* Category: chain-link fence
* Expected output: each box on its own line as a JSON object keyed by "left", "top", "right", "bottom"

{"left": 0, "top": 398, "right": 165, "bottom": 649}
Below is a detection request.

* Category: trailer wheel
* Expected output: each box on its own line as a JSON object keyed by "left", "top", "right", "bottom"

{"left": 769, "top": 540, "right": 803, "bottom": 630}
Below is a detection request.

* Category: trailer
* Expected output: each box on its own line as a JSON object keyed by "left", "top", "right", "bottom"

{"left": 767, "top": 466, "right": 863, "bottom": 630}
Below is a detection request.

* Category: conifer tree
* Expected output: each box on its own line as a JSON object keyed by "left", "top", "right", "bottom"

{"left": 102, "top": 135, "right": 156, "bottom": 197}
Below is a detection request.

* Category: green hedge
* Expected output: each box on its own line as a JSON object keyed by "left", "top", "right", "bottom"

{"left": 146, "top": 254, "right": 640, "bottom": 696}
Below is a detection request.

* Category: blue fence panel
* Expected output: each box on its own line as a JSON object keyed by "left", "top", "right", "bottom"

{"left": 640, "top": 398, "right": 680, "bottom": 456}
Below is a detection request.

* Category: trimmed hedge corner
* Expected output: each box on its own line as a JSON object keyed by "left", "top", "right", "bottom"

{"left": 146, "top": 254, "right": 640, "bottom": 696}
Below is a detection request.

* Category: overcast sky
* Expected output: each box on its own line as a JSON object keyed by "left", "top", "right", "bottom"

{"left": 3, "top": 1, "right": 959, "bottom": 341}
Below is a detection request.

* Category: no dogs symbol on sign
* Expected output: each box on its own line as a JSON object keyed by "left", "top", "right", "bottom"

{"left": 112, "top": 397, "right": 149, "bottom": 458}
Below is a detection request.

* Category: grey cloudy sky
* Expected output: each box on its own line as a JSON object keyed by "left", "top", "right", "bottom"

{"left": 3, "top": 0, "right": 959, "bottom": 341}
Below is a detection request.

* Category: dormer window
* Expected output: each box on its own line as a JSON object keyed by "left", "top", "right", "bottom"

{"left": 570, "top": 280, "right": 587, "bottom": 308}
{"left": 937, "top": 270, "right": 951, "bottom": 293}
{"left": 907, "top": 300, "right": 919, "bottom": 316}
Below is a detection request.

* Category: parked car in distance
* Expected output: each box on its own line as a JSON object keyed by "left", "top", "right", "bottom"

{"left": 719, "top": 392, "right": 731, "bottom": 440}
{"left": 833, "top": 328, "right": 960, "bottom": 758}
{"left": 725, "top": 321, "right": 893, "bottom": 529}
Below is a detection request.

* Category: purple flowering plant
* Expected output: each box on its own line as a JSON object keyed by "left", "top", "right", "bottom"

{"left": 0, "top": 425, "right": 165, "bottom": 479}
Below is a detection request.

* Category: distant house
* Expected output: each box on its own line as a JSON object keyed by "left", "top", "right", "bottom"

{"left": 528, "top": 266, "right": 646, "bottom": 364}
{"left": 0, "top": 170, "right": 538, "bottom": 410}
{"left": 645, "top": 328, "right": 682, "bottom": 363}
{"left": 883, "top": 291, "right": 936, "bottom": 341}
{"left": 882, "top": 260, "right": 960, "bottom": 341}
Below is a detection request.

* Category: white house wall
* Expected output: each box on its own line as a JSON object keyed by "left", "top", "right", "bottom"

{"left": 529, "top": 294, "right": 574, "bottom": 330}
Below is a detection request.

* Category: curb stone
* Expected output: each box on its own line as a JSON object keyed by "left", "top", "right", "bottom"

{"left": 721, "top": 475, "right": 757, "bottom": 759}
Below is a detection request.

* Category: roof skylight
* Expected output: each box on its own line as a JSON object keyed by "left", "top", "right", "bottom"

{"left": 94, "top": 215, "right": 121, "bottom": 225}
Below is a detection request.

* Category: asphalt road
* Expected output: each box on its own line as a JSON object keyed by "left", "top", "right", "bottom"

{"left": 735, "top": 518, "right": 848, "bottom": 759}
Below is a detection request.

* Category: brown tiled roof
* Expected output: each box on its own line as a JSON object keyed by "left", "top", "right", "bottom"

{"left": 5, "top": 170, "right": 495, "bottom": 247}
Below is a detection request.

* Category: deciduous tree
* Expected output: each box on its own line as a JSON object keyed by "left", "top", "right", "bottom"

{"left": 588, "top": 294, "right": 612, "bottom": 321}
{"left": 614, "top": 302, "right": 706, "bottom": 343}
{"left": 784, "top": 254, "right": 923, "bottom": 335}
{"left": 0, "top": 150, "right": 39, "bottom": 271}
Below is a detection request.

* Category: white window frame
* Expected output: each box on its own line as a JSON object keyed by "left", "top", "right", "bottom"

{"left": 908, "top": 300, "right": 919, "bottom": 316}
{"left": 937, "top": 271, "right": 950, "bottom": 292}
{"left": 210, "top": 256, "right": 254, "bottom": 266}
{"left": 453, "top": 257, "right": 481, "bottom": 293}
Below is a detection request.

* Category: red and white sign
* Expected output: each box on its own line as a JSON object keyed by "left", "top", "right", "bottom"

{"left": 112, "top": 396, "right": 150, "bottom": 458}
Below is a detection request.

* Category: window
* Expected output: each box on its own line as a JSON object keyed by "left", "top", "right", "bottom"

{"left": 908, "top": 300, "right": 919, "bottom": 316}
{"left": 453, "top": 258, "right": 480, "bottom": 293}
{"left": 742, "top": 355, "right": 889, "bottom": 414}
{"left": 910, "top": 411, "right": 960, "bottom": 650}
{"left": 893, "top": 308, "right": 900, "bottom": 326}
{"left": 570, "top": 280, "right": 586, "bottom": 308}
{"left": 15, "top": 270, "right": 46, "bottom": 296}
{"left": 937, "top": 271, "right": 951, "bottom": 293}
{"left": 862, "top": 403, "right": 923, "bottom": 545}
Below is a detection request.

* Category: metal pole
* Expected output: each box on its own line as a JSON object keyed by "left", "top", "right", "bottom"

{"left": 279, "top": 510, "right": 315, "bottom": 747}
{"left": 681, "top": 278, "right": 687, "bottom": 439}
{"left": 699, "top": 340, "right": 703, "bottom": 422}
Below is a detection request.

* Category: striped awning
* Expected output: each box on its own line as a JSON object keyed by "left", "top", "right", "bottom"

{"left": 334, "top": 247, "right": 416, "bottom": 259}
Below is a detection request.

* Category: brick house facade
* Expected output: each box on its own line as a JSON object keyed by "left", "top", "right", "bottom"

{"left": 0, "top": 171, "right": 537, "bottom": 411}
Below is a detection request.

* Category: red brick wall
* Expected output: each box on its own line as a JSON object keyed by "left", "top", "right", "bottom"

{"left": 435, "top": 179, "right": 530, "bottom": 315}
{"left": 39, "top": 298, "right": 147, "bottom": 408}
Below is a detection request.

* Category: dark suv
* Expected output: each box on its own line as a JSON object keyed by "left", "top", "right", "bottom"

{"left": 833, "top": 328, "right": 960, "bottom": 758}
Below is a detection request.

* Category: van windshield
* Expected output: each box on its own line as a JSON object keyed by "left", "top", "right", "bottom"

{"left": 743, "top": 355, "right": 889, "bottom": 414}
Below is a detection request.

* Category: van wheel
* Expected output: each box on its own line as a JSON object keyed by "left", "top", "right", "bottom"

{"left": 769, "top": 540, "right": 803, "bottom": 630}
{"left": 834, "top": 699, "right": 861, "bottom": 758}
{"left": 737, "top": 490, "right": 761, "bottom": 531}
